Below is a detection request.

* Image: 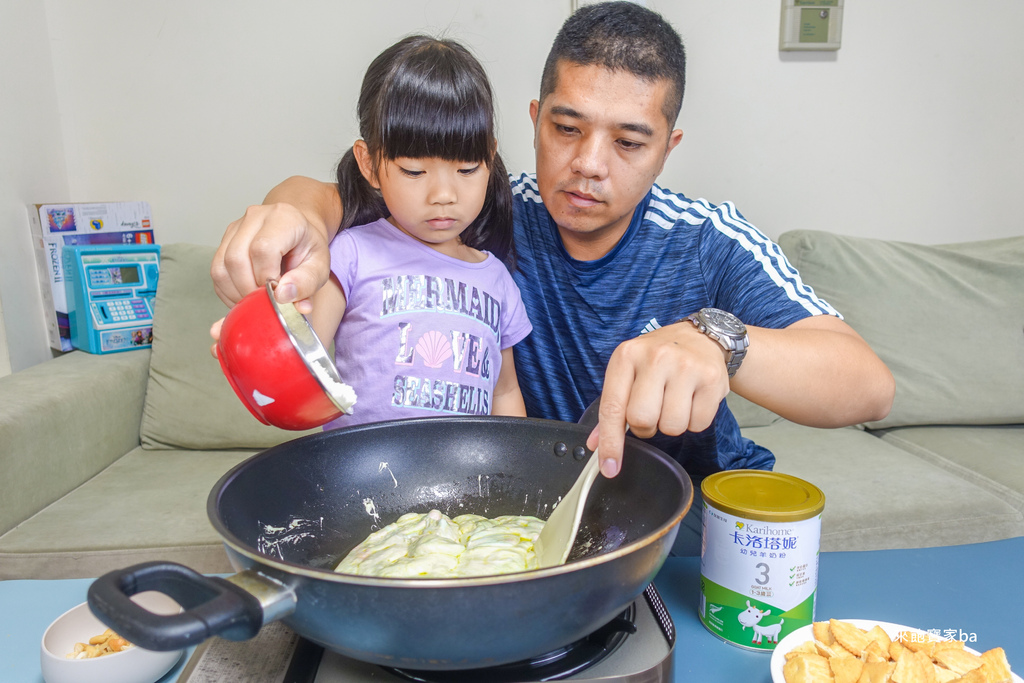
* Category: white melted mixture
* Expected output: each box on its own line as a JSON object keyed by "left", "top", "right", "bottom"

{"left": 311, "top": 361, "right": 357, "bottom": 414}
{"left": 335, "top": 509, "right": 544, "bottom": 578}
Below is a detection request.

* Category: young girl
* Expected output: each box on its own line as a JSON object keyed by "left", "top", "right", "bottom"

{"left": 308, "top": 35, "right": 532, "bottom": 429}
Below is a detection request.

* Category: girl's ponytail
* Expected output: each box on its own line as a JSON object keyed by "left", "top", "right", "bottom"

{"left": 461, "top": 152, "right": 515, "bottom": 269}
{"left": 336, "top": 147, "right": 388, "bottom": 232}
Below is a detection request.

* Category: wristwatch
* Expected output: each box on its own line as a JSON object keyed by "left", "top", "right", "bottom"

{"left": 685, "top": 308, "right": 749, "bottom": 378}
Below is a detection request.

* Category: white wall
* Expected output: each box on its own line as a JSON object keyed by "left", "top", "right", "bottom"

{"left": 1, "top": 0, "right": 70, "bottom": 372}
{"left": 43, "top": 0, "right": 564, "bottom": 243}
{"left": 667, "top": 2, "right": 1024, "bottom": 243}
{"left": 3, "top": 0, "right": 1022, "bottom": 372}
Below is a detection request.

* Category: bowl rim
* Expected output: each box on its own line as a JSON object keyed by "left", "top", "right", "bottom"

{"left": 264, "top": 281, "right": 352, "bottom": 414}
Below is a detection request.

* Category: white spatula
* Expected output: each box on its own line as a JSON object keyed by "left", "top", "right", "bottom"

{"left": 534, "top": 448, "right": 602, "bottom": 568}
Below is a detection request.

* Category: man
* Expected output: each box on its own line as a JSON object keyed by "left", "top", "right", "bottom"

{"left": 211, "top": 3, "right": 893, "bottom": 532}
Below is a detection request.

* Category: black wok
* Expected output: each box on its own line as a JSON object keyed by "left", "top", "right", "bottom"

{"left": 88, "top": 416, "right": 691, "bottom": 670}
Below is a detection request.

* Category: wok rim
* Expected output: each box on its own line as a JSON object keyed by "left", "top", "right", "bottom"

{"left": 208, "top": 415, "right": 693, "bottom": 588}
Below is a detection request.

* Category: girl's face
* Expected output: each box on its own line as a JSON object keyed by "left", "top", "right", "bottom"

{"left": 357, "top": 144, "right": 490, "bottom": 258}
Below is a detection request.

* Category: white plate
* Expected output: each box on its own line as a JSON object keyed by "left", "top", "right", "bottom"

{"left": 769, "top": 618, "right": 1022, "bottom": 683}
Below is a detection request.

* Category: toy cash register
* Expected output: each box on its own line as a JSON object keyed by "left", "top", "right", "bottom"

{"left": 62, "top": 244, "right": 161, "bottom": 354}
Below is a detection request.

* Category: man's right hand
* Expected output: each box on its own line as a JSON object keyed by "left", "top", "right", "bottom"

{"left": 211, "top": 203, "right": 330, "bottom": 314}
{"left": 211, "top": 177, "right": 342, "bottom": 313}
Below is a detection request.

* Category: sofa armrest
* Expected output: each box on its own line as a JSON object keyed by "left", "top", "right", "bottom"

{"left": 0, "top": 349, "right": 150, "bottom": 536}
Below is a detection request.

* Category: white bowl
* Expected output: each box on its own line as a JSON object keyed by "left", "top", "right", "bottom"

{"left": 40, "top": 591, "right": 184, "bottom": 683}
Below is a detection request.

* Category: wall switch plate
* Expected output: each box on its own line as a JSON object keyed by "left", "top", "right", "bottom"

{"left": 780, "top": 0, "right": 843, "bottom": 51}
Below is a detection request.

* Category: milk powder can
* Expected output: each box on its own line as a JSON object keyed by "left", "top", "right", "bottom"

{"left": 698, "top": 470, "right": 825, "bottom": 651}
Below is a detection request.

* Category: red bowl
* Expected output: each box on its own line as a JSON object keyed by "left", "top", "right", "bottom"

{"left": 217, "top": 283, "right": 355, "bottom": 430}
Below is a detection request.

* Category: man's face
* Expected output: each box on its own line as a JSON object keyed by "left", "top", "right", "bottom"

{"left": 530, "top": 61, "right": 683, "bottom": 259}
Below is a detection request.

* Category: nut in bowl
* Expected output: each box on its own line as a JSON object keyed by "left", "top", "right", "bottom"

{"left": 770, "top": 618, "right": 1020, "bottom": 683}
{"left": 40, "top": 592, "right": 184, "bottom": 683}
{"left": 217, "top": 281, "right": 356, "bottom": 430}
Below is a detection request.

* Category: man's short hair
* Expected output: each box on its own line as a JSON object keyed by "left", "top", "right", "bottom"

{"left": 539, "top": 1, "right": 686, "bottom": 126}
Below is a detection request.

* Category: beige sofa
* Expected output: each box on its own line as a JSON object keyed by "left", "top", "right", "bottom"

{"left": 1, "top": 233, "right": 1022, "bottom": 580}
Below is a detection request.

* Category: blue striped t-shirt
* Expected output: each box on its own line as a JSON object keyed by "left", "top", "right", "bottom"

{"left": 509, "top": 173, "right": 838, "bottom": 477}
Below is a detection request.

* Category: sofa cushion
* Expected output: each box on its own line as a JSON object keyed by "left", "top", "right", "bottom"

{"left": 777, "top": 230, "right": 1024, "bottom": 429}
{"left": 140, "top": 243, "right": 316, "bottom": 450}
{"left": 876, "top": 425, "right": 1024, "bottom": 511}
{"left": 0, "top": 350, "right": 149, "bottom": 538}
{"left": 0, "top": 446, "right": 253, "bottom": 580}
{"left": 727, "top": 392, "right": 781, "bottom": 429}
{"left": 742, "top": 421, "right": 1024, "bottom": 551}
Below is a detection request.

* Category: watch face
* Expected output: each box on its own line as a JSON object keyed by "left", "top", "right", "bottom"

{"left": 701, "top": 308, "right": 746, "bottom": 336}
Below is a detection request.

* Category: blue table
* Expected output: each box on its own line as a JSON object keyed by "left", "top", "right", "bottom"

{"left": 3, "top": 538, "right": 1022, "bottom": 682}
{"left": 664, "top": 537, "right": 1024, "bottom": 681}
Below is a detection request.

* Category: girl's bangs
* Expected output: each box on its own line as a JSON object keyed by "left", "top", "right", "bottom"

{"left": 378, "top": 75, "right": 494, "bottom": 163}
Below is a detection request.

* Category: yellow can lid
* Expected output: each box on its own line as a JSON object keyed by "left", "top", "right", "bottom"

{"left": 701, "top": 470, "right": 825, "bottom": 522}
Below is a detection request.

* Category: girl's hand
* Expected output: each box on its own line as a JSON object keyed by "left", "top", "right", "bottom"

{"left": 209, "top": 317, "right": 224, "bottom": 358}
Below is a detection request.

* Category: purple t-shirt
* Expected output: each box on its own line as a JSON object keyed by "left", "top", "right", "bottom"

{"left": 323, "top": 218, "right": 532, "bottom": 429}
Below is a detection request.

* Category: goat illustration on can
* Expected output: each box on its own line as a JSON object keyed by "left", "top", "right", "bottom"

{"left": 738, "top": 600, "right": 785, "bottom": 645}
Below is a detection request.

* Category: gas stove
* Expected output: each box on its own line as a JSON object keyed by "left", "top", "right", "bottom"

{"left": 177, "top": 585, "right": 675, "bottom": 683}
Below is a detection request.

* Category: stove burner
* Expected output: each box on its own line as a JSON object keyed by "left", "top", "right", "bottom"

{"left": 384, "top": 603, "right": 638, "bottom": 683}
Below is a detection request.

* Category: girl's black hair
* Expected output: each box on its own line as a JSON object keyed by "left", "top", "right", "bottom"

{"left": 336, "top": 35, "right": 515, "bottom": 267}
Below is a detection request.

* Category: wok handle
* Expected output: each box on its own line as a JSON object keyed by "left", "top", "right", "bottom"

{"left": 87, "top": 561, "right": 283, "bottom": 651}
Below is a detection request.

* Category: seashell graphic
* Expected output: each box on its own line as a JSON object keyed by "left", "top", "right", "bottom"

{"left": 415, "top": 330, "right": 453, "bottom": 368}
